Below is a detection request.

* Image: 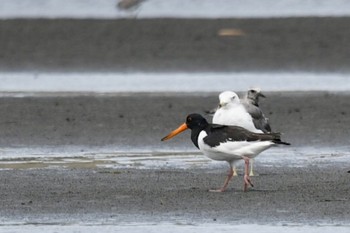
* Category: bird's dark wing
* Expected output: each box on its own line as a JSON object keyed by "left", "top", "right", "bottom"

{"left": 204, "top": 124, "right": 286, "bottom": 147}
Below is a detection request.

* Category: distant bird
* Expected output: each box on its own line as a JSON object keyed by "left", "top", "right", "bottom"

{"left": 162, "top": 114, "right": 290, "bottom": 192}
{"left": 211, "top": 89, "right": 272, "bottom": 176}
{"left": 117, "top": 0, "right": 146, "bottom": 14}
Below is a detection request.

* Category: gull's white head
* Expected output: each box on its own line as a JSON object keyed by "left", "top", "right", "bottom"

{"left": 218, "top": 91, "right": 240, "bottom": 108}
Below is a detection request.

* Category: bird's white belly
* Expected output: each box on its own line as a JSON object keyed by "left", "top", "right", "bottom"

{"left": 198, "top": 131, "right": 274, "bottom": 162}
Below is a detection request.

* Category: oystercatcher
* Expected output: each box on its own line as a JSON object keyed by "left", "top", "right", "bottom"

{"left": 161, "top": 113, "right": 289, "bottom": 192}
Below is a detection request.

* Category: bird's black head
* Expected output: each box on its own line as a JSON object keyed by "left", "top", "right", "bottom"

{"left": 161, "top": 113, "right": 209, "bottom": 149}
{"left": 185, "top": 113, "right": 209, "bottom": 130}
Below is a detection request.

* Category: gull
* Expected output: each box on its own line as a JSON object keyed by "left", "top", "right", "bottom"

{"left": 212, "top": 89, "right": 272, "bottom": 176}
{"left": 205, "top": 88, "right": 271, "bottom": 133}
{"left": 241, "top": 87, "right": 271, "bottom": 134}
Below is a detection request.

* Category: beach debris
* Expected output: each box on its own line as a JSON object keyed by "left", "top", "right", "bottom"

{"left": 218, "top": 28, "right": 246, "bottom": 37}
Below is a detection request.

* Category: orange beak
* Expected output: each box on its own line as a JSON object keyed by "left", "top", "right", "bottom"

{"left": 161, "top": 123, "right": 188, "bottom": 141}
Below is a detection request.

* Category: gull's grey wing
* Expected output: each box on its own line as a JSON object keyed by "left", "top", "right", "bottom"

{"left": 242, "top": 101, "right": 271, "bottom": 133}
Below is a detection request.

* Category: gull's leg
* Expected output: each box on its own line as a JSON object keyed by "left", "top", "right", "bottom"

{"left": 243, "top": 157, "right": 254, "bottom": 192}
{"left": 249, "top": 159, "right": 254, "bottom": 176}
{"left": 209, "top": 164, "right": 234, "bottom": 192}
{"left": 233, "top": 166, "right": 238, "bottom": 176}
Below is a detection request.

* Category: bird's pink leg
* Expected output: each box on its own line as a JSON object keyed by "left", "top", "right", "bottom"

{"left": 209, "top": 166, "right": 234, "bottom": 193}
{"left": 243, "top": 157, "right": 254, "bottom": 192}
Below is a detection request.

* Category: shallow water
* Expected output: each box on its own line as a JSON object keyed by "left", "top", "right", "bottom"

{"left": 2, "top": 0, "right": 350, "bottom": 19}
{"left": 1, "top": 72, "right": 350, "bottom": 94}
{"left": 0, "top": 222, "right": 349, "bottom": 233}
{"left": 0, "top": 146, "right": 349, "bottom": 170}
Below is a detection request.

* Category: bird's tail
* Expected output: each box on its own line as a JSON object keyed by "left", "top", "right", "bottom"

{"left": 270, "top": 132, "right": 291, "bottom": 145}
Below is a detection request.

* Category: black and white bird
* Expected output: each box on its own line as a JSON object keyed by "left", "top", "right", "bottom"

{"left": 161, "top": 113, "right": 290, "bottom": 192}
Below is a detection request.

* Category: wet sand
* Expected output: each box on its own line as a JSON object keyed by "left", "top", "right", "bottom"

{"left": 0, "top": 92, "right": 349, "bottom": 224}
{"left": 0, "top": 92, "right": 349, "bottom": 149}
{"left": 1, "top": 17, "right": 350, "bottom": 72}
{"left": 0, "top": 164, "right": 349, "bottom": 224}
